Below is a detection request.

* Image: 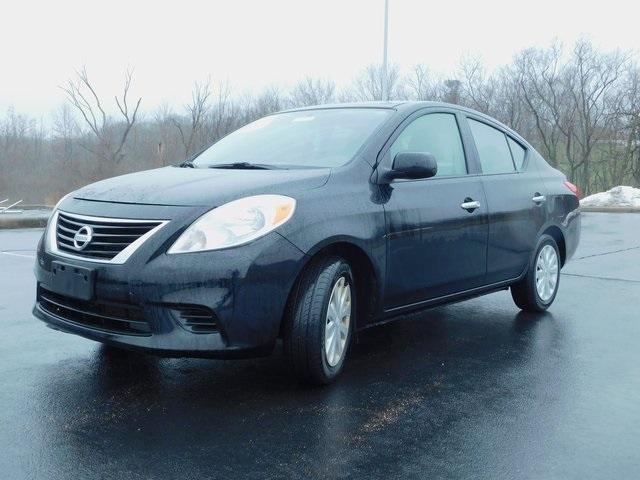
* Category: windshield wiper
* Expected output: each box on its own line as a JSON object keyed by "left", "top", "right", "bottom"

{"left": 207, "top": 162, "right": 275, "bottom": 170}
{"left": 178, "top": 160, "right": 196, "bottom": 168}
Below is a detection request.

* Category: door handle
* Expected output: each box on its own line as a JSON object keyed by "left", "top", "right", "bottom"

{"left": 460, "top": 200, "right": 481, "bottom": 212}
{"left": 532, "top": 194, "right": 546, "bottom": 204}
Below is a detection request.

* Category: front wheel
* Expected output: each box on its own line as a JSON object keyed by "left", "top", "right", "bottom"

{"left": 511, "top": 235, "right": 561, "bottom": 312}
{"left": 283, "top": 256, "right": 354, "bottom": 384}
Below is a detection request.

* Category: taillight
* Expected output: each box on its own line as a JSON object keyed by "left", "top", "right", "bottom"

{"left": 564, "top": 181, "right": 582, "bottom": 199}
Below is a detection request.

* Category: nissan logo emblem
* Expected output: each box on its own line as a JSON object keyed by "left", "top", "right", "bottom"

{"left": 73, "top": 226, "right": 94, "bottom": 250}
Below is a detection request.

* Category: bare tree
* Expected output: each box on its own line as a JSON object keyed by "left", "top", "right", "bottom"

{"left": 458, "top": 55, "right": 494, "bottom": 113}
{"left": 566, "top": 40, "right": 628, "bottom": 190}
{"left": 290, "top": 77, "right": 336, "bottom": 106}
{"left": 0, "top": 107, "right": 32, "bottom": 152}
{"left": 405, "top": 65, "right": 438, "bottom": 101}
{"left": 513, "top": 44, "right": 565, "bottom": 167}
{"left": 616, "top": 64, "right": 640, "bottom": 186}
{"left": 457, "top": 57, "right": 527, "bottom": 131}
{"left": 5, "top": 39, "right": 640, "bottom": 205}
{"left": 61, "top": 66, "right": 141, "bottom": 168}
{"left": 346, "top": 63, "right": 404, "bottom": 101}
{"left": 206, "top": 80, "right": 238, "bottom": 142}
{"left": 172, "top": 79, "right": 213, "bottom": 157}
{"left": 253, "top": 85, "right": 287, "bottom": 116}
{"left": 152, "top": 103, "right": 177, "bottom": 166}
{"left": 51, "top": 104, "right": 78, "bottom": 170}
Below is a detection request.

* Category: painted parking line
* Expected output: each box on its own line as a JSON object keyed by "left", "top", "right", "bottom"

{"left": 0, "top": 251, "right": 36, "bottom": 259}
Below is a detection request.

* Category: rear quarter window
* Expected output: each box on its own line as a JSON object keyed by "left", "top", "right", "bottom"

{"left": 507, "top": 137, "right": 527, "bottom": 170}
{"left": 468, "top": 118, "right": 516, "bottom": 174}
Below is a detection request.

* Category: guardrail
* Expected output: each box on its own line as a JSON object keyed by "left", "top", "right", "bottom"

{"left": 0, "top": 199, "right": 24, "bottom": 214}
{"left": 0, "top": 201, "right": 51, "bottom": 229}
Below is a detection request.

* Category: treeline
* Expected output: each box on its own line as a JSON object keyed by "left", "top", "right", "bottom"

{"left": 1, "top": 39, "right": 639, "bottom": 205}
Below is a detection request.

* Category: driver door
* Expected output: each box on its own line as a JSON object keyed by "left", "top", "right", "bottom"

{"left": 381, "top": 110, "right": 488, "bottom": 310}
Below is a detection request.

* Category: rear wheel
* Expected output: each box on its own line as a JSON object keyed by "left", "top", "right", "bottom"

{"left": 511, "top": 234, "right": 560, "bottom": 312}
{"left": 283, "top": 256, "right": 354, "bottom": 384}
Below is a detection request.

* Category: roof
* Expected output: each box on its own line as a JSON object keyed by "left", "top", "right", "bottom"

{"left": 277, "top": 101, "right": 531, "bottom": 147}
{"left": 279, "top": 101, "right": 405, "bottom": 113}
{"left": 281, "top": 100, "right": 477, "bottom": 113}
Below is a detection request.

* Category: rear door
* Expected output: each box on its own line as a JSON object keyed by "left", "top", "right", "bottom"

{"left": 465, "top": 116, "right": 546, "bottom": 284}
{"left": 381, "top": 109, "right": 489, "bottom": 309}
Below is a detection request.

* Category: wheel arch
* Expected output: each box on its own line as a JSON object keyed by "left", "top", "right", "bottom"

{"left": 541, "top": 224, "right": 566, "bottom": 266}
{"left": 281, "top": 239, "right": 381, "bottom": 334}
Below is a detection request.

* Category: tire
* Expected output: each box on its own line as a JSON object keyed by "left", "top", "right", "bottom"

{"left": 283, "top": 256, "right": 355, "bottom": 385}
{"left": 511, "top": 234, "right": 561, "bottom": 312}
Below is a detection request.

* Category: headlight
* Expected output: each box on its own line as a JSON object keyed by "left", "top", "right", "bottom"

{"left": 167, "top": 195, "right": 296, "bottom": 254}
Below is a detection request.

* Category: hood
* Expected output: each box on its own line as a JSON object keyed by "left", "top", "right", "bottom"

{"left": 73, "top": 166, "right": 331, "bottom": 206}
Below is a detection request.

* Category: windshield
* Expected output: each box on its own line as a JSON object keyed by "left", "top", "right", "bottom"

{"left": 193, "top": 108, "right": 392, "bottom": 168}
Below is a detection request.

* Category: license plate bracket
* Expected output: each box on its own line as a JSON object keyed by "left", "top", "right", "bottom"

{"left": 49, "top": 261, "right": 95, "bottom": 301}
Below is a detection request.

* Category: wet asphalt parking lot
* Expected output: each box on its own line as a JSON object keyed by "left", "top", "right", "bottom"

{"left": 1, "top": 212, "right": 639, "bottom": 479}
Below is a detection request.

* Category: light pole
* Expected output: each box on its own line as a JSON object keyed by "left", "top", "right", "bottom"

{"left": 381, "top": 0, "right": 389, "bottom": 101}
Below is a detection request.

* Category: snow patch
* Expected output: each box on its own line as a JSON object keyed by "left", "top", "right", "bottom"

{"left": 580, "top": 186, "right": 640, "bottom": 208}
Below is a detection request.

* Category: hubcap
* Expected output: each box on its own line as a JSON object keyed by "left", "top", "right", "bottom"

{"left": 535, "top": 244, "right": 559, "bottom": 302}
{"left": 324, "top": 276, "right": 351, "bottom": 367}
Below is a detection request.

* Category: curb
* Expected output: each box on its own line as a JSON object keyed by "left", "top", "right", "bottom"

{"left": 581, "top": 207, "right": 640, "bottom": 213}
{"left": 0, "top": 212, "right": 51, "bottom": 230}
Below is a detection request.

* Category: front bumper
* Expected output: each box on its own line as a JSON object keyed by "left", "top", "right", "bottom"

{"left": 33, "top": 201, "right": 307, "bottom": 358}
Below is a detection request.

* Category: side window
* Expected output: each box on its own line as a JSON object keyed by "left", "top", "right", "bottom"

{"left": 389, "top": 113, "right": 467, "bottom": 177}
{"left": 468, "top": 118, "right": 515, "bottom": 174}
{"left": 507, "top": 136, "right": 526, "bottom": 170}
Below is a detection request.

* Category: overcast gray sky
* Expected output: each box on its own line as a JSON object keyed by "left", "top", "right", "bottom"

{"left": 2, "top": 0, "right": 638, "bottom": 117}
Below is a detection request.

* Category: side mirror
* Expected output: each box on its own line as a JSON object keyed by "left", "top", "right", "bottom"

{"left": 381, "top": 152, "right": 438, "bottom": 182}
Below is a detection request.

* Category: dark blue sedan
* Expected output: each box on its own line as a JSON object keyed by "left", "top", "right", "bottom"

{"left": 33, "top": 102, "right": 581, "bottom": 383}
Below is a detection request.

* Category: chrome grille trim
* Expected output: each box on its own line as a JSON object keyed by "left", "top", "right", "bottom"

{"left": 47, "top": 210, "right": 169, "bottom": 264}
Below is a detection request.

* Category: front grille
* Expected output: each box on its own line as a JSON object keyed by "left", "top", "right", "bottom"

{"left": 38, "top": 286, "right": 151, "bottom": 336}
{"left": 56, "top": 212, "right": 163, "bottom": 261}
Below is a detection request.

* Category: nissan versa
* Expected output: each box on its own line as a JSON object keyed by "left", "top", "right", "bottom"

{"left": 33, "top": 102, "right": 581, "bottom": 384}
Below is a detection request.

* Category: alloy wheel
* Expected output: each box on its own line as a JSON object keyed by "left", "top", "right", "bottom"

{"left": 324, "top": 276, "right": 351, "bottom": 367}
{"left": 535, "top": 244, "right": 559, "bottom": 302}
